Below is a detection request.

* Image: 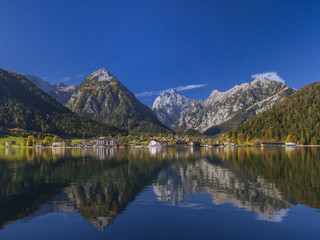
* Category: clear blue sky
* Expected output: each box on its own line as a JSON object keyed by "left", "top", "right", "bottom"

{"left": 1, "top": 0, "right": 320, "bottom": 106}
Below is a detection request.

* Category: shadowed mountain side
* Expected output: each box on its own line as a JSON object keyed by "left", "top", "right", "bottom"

{"left": 24, "top": 75, "right": 77, "bottom": 104}
{"left": 203, "top": 109, "right": 255, "bottom": 136}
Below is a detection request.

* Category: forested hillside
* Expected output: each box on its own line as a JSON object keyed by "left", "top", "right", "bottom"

{"left": 227, "top": 81, "right": 320, "bottom": 144}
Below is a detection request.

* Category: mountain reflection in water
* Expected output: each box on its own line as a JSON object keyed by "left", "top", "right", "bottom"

{"left": 153, "top": 159, "right": 290, "bottom": 222}
{"left": 0, "top": 146, "right": 320, "bottom": 231}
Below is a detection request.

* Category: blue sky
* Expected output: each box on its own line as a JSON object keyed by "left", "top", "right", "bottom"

{"left": 1, "top": 0, "right": 320, "bottom": 106}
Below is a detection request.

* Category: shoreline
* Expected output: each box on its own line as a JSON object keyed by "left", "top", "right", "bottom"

{"left": 1, "top": 144, "right": 320, "bottom": 149}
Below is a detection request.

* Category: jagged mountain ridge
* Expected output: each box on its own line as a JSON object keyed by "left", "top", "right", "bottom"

{"left": 152, "top": 77, "right": 294, "bottom": 134}
{"left": 175, "top": 77, "right": 295, "bottom": 134}
{"left": 25, "top": 75, "right": 77, "bottom": 104}
{"left": 152, "top": 89, "right": 202, "bottom": 127}
{"left": 66, "top": 68, "right": 171, "bottom": 133}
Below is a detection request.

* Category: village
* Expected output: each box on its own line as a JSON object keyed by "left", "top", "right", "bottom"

{"left": 2, "top": 133, "right": 300, "bottom": 149}
{"left": 1, "top": 135, "right": 222, "bottom": 149}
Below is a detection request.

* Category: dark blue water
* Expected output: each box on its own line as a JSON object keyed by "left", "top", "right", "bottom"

{"left": 0, "top": 147, "right": 319, "bottom": 239}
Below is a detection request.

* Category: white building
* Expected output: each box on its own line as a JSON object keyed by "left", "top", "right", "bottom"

{"left": 96, "top": 137, "right": 115, "bottom": 147}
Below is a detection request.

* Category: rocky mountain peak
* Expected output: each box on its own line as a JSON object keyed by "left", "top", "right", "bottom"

{"left": 153, "top": 89, "right": 184, "bottom": 108}
{"left": 162, "top": 88, "right": 179, "bottom": 95}
{"left": 252, "top": 76, "right": 270, "bottom": 83}
{"left": 152, "top": 89, "right": 202, "bottom": 127}
{"left": 66, "top": 69, "right": 170, "bottom": 133}
{"left": 249, "top": 77, "right": 272, "bottom": 87}
{"left": 87, "top": 68, "right": 114, "bottom": 82}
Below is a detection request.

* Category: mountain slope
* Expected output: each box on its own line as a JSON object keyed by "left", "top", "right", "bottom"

{"left": 172, "top": 77, "right": 294, "bottom": 134}
{"left": 152, "top": 89, "right": 202, "bottom": 127}
{"left": 66, "top": 68, "right": 171, "bottom": 133}
{"left": 228, "top": 80, "right": 320, "bottom": 144}
{"left": 0, "top": 69, "right": 123, "bottom": 137}
{"left": 25, "top": 75, "right": 77, "bottom": 104}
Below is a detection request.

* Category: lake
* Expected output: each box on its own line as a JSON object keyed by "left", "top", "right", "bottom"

{"left": 0, "top": 146, "right": 320, "bottom": 239}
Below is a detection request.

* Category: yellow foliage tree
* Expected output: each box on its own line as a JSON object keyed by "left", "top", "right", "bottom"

{"left": 25, "top": 136, "right": 35, "bottom": 146}
{"left": 285, "top": 134, "right": 292, "bottom": 143}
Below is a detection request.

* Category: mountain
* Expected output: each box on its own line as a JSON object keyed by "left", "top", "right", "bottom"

{"left": 0, "top": 69, "right": 124, "bottom": 137}
{"left": 66, "top": 68, "right": 171, "bottom": 133}
{"left": 25, "top": 75, "right": 77, "bottom": 104}
{"left": 152, "top": 89, "right": 202, "bottom": 127}
{"left": 228, "top": 80, "right": 320, "bottom": 144}
{"left": 171, "top": 77, "right": 294, "bottom": 134}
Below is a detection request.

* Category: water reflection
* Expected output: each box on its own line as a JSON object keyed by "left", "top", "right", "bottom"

{"left": 215, "top": 146, "right": 320, "bottom": 209}
{"left": 153, "top": 159, "right": 290, "bottom": 222}
{"left": 148, "top": 147, "right": 162, "bottom": 156}
{"left": 0, "top": 146, "right": 320, "bottom": 231}
{"left": 0, "top": 147, "right": 196, "bottom": 230}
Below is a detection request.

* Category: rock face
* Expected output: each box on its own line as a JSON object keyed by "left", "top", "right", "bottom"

{"left": 152, "top": 89, "right": 202, "bottom": 127}
{"left": 170, "top": 77, "right": 294, "bottom": 134}
{"left": 66, "top": 68, "right": 170, "bottom": 133}
{"left": 25, "top": 75, "right": 77, "bottom": 104}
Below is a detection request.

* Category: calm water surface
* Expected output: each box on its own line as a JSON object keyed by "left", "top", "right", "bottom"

{"left": 0, "top": 146, "right": 320, "bottom": 239}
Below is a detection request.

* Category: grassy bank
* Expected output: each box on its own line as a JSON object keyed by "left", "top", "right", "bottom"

{"left": 0, "top": 134, "right": 25, "bottom": 147}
